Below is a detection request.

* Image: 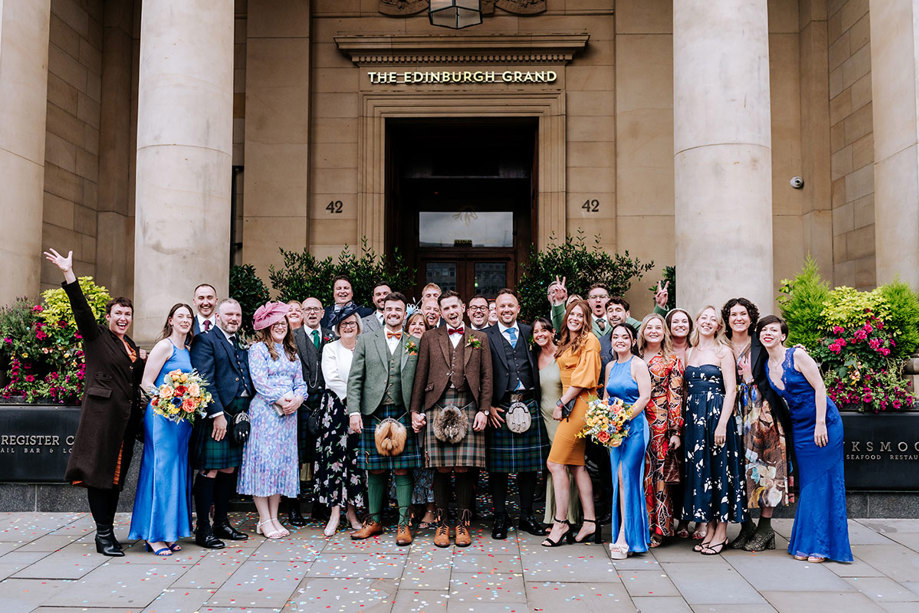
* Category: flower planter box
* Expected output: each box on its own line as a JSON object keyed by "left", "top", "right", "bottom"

{"left": 0, "top": 403, "right": 139, "bottom": 511}
{"left": 842, "top": 410, "right": 919, "bottom": 491}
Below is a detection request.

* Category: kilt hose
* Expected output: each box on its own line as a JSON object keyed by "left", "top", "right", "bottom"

{"left": 192, "top": 397, "right": 248, "bottom": 471}
{"left": 359, "top": 403, "right": 423, "bottom": 471}
{"left": 422, "top": 388, "right": 486, "bottom": 469}
{"left": 297, "top": 391, "right": 323, "bottom": 464}
{"left": 485, "top": 397, "right": 550, "bottom": 473}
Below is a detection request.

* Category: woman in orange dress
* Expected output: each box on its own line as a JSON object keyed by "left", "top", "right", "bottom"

{"left": 638, "top": 313, "right": 684, "bottom": 547}
{"left": 543, "top": 300, "right": 602, "bottom": 547}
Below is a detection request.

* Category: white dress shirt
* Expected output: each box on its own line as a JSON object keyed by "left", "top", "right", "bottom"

{"left": 384, "top": 327, "right": 401, "bottom": 354}
{"left": 197, "top": 314, "right": 217, "bottom": 332}
{"left": 448, "top": 325, "right": 464, "bottom": 348}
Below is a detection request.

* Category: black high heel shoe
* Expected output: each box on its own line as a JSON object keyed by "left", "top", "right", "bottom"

{"left": 541, "top": 518, "right": 573, "bottom": 547}
{"left": 574, "top": 518, "right": 601, "bottom": 544}
{"left": 743, "top": 529, "right": 776, "bottom": 552}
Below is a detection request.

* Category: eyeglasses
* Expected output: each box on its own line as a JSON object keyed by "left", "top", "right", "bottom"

{"left": 303, "top": 307, "right": 322, "bottom": 313}
{"left": 588, "top": 293, "right": 609, "bottom": 300}
{"left": 340, "top": 321, "right": 358, "bottom": 328}
{"left": 468, "top": 306, "right": 488, "bottom": 312}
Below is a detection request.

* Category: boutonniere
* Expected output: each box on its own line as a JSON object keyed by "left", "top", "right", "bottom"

{"left": 404, "top": 339, "right": 418, "bottom": 355}
{"left": 466, "top": 336, "right": 482, "bottom": 350}
{"left": 527, "top": 336, "right": 536, "bottom": 351}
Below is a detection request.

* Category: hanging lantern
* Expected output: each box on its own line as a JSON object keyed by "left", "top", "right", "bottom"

{"left": 429, "top": 0, "right": 483, "bottom": 29}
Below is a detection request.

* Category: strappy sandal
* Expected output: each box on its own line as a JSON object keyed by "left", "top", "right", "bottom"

{"left": 256, "top": 520, "right": 282, "bottom": 539}
{"left": 574, "top": 518, "right": 601, "bottom": 544}
{"left": 167, "top": 542, "right": 182, "bottom": 552}
{"left": 609, "top": 543, "right": 628, "bottom": 559}
{"left": 145, "top": 541, "right": 172, "bottom": 557}
{"left": 649, "top": 534, "right": 663, "bottom": 548}
{"left": 700, "top": 539, "right": 727, "bottom": 555}
{"left": 541, "top": 518, "right": 573, "bottom": 547}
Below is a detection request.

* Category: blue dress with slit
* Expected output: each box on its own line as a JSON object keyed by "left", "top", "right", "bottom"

{"left": 606, "top": 357, "right": 650, "bottom": 553}
{"left": 767, "top": 348, "right": 852, "bottom": 562}
{"left": 128, "top": 342, "right": 194, "bottom": 543}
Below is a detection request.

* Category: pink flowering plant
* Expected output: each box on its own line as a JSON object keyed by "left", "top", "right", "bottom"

{"left": 780, "top": 263, "right": 919, "bottom": 413}
{"left": 1, "top": 277, "right": 110, "bottom": 404}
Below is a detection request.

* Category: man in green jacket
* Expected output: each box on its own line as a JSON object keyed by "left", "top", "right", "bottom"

{"left": 347, "top": 292, "right": 420, "bottom": 545}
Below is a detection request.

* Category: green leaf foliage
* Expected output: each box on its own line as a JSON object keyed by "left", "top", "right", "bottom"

{"left": 268, "top": 238, "right": 416, "bottom": 308}
{"left": 38, "top": 276, "right": 110, "bottom": 326}
{"left": 229, "top": 264, "right": 271, "bottom": 334}
{"left": 877, "top": 280, "right": 919, "bottom": 359}
{"left": 516, "top": 230, "right": 654, "bottom": 323}
{"left": 777, "top": 256, "right": 830, "bottom": 350}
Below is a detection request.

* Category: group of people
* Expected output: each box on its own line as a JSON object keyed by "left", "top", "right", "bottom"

{"left": 45, "top": 245, "right": 852, "bottom": 563}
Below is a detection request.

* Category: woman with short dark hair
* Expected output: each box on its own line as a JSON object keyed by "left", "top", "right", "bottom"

{"left": 758, "top": 315, "right": 852, "bottom": 563}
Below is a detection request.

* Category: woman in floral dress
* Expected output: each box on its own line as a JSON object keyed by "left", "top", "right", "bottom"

{"left": 316, "top": 306, "right": 365, "bottom": 536}
{"left": 722, "top": 298, "right": 791, "bottom": 552}
{"left": 637, "top": 313, "right": 684, "bottom": 547}
{"left": 238, "top": 302, "right": 307, "bottom": 539}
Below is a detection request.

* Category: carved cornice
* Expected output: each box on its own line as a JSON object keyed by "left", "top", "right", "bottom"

{"left": 335, "top": 33, "right": 589, "bottom": 66}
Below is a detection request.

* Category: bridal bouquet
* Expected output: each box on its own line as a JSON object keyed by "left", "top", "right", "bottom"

{"left": 577, "top": 396, "right": 631, "bottom": 448}
{"left": 150, "top": 370, "right": 211, "bottom": 424}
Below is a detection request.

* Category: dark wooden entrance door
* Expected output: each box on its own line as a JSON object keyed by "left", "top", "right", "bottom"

{"left": 386, "top": 118, "right": 537, "bottom": 302}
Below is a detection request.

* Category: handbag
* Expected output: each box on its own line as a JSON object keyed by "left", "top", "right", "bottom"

{"left": 561, "top": 397, "right": 577, "bottom": 420}
{"left": 307, "top": 405, "right": 322, "bottom": 437}
{"left": 505, "top": 399, "right": 532, "bottom": 434}
{"left": 231, "top": 411, "right": 250, "bottom": 445}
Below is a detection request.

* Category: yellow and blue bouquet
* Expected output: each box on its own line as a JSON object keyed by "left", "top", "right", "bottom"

{"left": 577, "top": 395, "right": 631, "bottom": 448}
{"left": 150, "top": 370, "right": 211, "bottom": 424}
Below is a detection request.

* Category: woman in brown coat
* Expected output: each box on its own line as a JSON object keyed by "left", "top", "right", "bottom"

{"left": 45, "top": 248, "right": 146, "bottom": 557}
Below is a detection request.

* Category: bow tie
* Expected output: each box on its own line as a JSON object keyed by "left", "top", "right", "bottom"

{"left": 386, "top": 330, "right": 402, "bottom": 340}
{"left": 448, "top": 327, "right": 465, "bottom": 336}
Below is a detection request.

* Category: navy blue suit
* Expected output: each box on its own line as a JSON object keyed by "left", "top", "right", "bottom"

{"left": 190, "top": 329, "right": 252, "bottom": 419}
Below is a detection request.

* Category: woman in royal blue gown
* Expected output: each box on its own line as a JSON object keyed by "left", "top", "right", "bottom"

{"left": 603, "top": 324, "right": 652, "bottom": 559}
{"left": 129, "top": 304, "right": 196, "bottom": 556}
{"left": 758, "top": 315, "right": 852, "bottom": 563}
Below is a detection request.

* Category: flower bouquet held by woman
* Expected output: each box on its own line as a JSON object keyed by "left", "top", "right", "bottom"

{"left": 578, "top": 396, "right": 632, "bottom": 448}
{"left": 149, "top": 370, "right": 212, "bottom": 424}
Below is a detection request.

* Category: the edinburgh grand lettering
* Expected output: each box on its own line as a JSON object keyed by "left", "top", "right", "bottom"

{"left": 368, "top": 70, "right": 558, "bottom": 85}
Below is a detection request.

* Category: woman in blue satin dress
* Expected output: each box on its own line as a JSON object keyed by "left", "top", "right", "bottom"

{"left": 603, "top": 324, "right": 652, "bottom": 559}
{"left": 129, "top": 304, "right": 196, "bottom": 556}
{"left": 759, "top": 315, "right": 853, "bottom": 563}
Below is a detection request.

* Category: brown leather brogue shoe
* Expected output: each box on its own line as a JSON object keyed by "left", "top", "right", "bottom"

{"left": 396, "top": 524, "right": 413, "bottom": 546}
{"left": 455, "top": 509, "right": 473, "bottom": 547}
{"left": 350, "top": 519, "right": 383, "bottom": 540}
{"left": 433, "top": 512, "right": 452, "bottom": 548}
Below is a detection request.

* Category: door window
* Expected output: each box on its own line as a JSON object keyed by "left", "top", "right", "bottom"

{"left": 418, "top": 211, "right": 513, "bottom": 247}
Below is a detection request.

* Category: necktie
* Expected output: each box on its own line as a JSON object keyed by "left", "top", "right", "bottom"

{"left": 597, "top": 318, "right": 606, "bottom": 331}
{"left": 386, "top": 330, "right": 402, "bottom": 340}
{"left": 448, "top": 327, "right": 464, "bottom": 336}
{"left": 505, "top": 327, "right": 518, "bottom": 347}
{"left": 229, "top": 335, "right": 239, "bottom": 350}
{"left": 311, "top": 329, "right": 320, "bottom": 348}
{"left": 203, "top": 319, "right": 211, "bottom": 332}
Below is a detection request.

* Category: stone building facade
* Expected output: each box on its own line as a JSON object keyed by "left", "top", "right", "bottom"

{"left": 2, "top": 0, "right": 918, "bottom": 343}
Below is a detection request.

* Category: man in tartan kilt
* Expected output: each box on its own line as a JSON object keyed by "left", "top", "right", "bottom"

{"left": 346, "top": 292, "right": 420, "bottom": 545}
{"left": 189, "top": 298, "right": 252, "bottom": 549}
{"left": 411, "top": 291, "right": 493, "bottom": 548}
{"left": 484, "top": 289, "right": 550, "bottom": 540}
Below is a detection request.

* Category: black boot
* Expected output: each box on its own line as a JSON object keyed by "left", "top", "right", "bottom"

{"left": 286, "top": 497, "right": 306, "bottom": 527}
{"left": 491, "top": 512, "right": 509, "bottom": 540}
{"left": 94, "top": 524, "right": 125, "bottom": 557}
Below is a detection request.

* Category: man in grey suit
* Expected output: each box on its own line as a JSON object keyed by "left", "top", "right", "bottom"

{"left": 347, "top": 292, "right": 421, "bottom": 545}
{"left": 361, "top": 282, "right": 391, "bottom": 334}
{"left": 288, "top": 296, "right": 332, "bottom": 525}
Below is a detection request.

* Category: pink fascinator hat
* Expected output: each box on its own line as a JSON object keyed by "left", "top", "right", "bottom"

{"left": 252, "top": 301, "right": 290, "bottom": 331}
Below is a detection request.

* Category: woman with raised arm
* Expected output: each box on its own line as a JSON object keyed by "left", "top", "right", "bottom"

{"left": 759, "top": 315, "right": 852, "bottom": 563}
{"left": 44, "top": 248, "right": 145, "bottom": 557}
{"left": 604, "top": 323, "right": 652, "bottom": 559}
{"left": 129, "top": 303, "right": 196, "bottom": 556}
{"left": 638, "top": 313, "right": 684, "bottom": 547}
{"left": 682, "top": 306, "right": 746, "bottom": 555}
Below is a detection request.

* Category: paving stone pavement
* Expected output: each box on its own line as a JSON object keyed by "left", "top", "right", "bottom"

{"left": 0, "top": 513, "right": 917, "bottom": 612}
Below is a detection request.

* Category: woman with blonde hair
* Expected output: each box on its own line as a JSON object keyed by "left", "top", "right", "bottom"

{"left": 542, "top": 300, "right": 602, "bottom": 547}
{"left": 682, "top": 306, "right": 746, "bottom": 555}
{"left": 637, "top": 313, "right": 684, "bottom": 547}
{"left": 237, "top": 302, "right": 307, "bottom": 539}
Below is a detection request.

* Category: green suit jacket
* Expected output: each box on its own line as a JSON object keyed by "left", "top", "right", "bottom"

{"left": 550, "top": 302, "right": 668, "bottom": 337}
{"left": 346, "top": 328, "right": 419, "bottom": 415}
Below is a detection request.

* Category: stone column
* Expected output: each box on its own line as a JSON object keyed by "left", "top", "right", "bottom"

{"left": 870, "top": 0, "right": 919, "bottom": 288}
{"left": 134, "top": 0, "right": 234, "bottom": 344}
{"left": 673, "top": 0, "right": 774, "bottom": 313}
{"left": 0, "top": 0, "right": 51, "bottom": 304}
